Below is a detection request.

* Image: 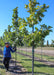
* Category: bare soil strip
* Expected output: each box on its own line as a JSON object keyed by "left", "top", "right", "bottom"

{"left": 18, "top": 47, "right": 54, "bottom": 56}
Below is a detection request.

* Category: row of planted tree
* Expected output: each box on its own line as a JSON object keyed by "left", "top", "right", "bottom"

{"left": 0, "top": 0, "right": 52, "bottom": 47}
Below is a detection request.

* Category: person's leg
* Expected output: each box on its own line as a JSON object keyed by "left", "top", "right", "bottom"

{"left": 3, "top": 57, "right": 7, "bottom": 68}
{"left": 3, "top": 57, "right": 10, "bottom": 71}
{"left": 6, "top": 58, "right": 10, "bottom": 70}
{"left": 3, "top": 57, "right": 5, "bottom": 65}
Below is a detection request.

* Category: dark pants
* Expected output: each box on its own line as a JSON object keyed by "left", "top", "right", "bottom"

{"left": 3, "top": 57, "right": 10, "bottom": 70}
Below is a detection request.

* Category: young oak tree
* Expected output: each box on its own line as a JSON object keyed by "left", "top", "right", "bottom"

{"left": 38, "top": 24, "right": 52, "bottom": 47}
{"left": 12, "top": 7, "right": 28, "bottom": 46}
{"left": 24, "top": 0, "right": 49, "bottom": 46}
{"left": 12, "top": 7, "right": 19, "bottom": 46}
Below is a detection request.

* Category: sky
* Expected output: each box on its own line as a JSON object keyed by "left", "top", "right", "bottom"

{"left": 0, "top": 0, "right": 54, "bottom": 44}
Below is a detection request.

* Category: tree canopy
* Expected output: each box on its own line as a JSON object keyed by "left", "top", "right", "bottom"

{"left": 0, "top": 0, "right": 53, "bottom": 47}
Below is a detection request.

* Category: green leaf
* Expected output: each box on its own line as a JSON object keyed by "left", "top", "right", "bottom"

{"left": 25, "top": 4, "right": 28, "bottom": 9}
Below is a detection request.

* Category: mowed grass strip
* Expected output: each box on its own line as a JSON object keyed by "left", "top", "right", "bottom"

{"left": 18, "top": 50, "right": 54, "bottom": 62}
{"left": 12, "top": 53, "right": 54, "bottom": 75}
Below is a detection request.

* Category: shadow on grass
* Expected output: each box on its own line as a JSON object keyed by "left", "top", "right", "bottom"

{"left": 10, "top": 65, "right": 22, "bottom": 71}
{"left": 0, "top": 65, "right": 5, "bottom": 69}
{"left": 22, "top": 58, "right": 32, "bottom": 61}
{"left": 10, "top": 59, "right": 23, "bottom": 64}
{"left": 0, "top": 49, "right": 3, "bottom": 55}
{"left": 48, "top": 57, "right": 54, "bottom": 59}
{"left": 0, "top": 57, "right": 3, "bottom": 59}
{"left": 0, "top": 58, "right": 5, "bottom": 69}
{"left": 22, "top": 58, "right": 54, "bottom": 68}
{"left": 8, "top": 70, "right": 50, "bottom": 75}
{"left": 34, "top": 64, "right": 50, "bottom": 68}
{"left": 22, "top": 58, "right": 48, "bottom": 63}
{"left": 0, "top": 60, "right": 3, "bottom": 63}
{"left": 25, "top": 66, "right": 32, "bottom": 68}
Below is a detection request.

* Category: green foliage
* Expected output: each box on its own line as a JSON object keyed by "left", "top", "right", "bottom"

{"left": 0, "top": 0, "right": 52, "bottom": 47}
{"left": 25, "top": 0, "right": 49, "bottom": 27}
{"left": 12, "top": 7, "right": 18, "bottom": 29}
{"left": 8, "top": 25, "right": 11, "bottom": 32}
{"left": 50, "top": 40, "right": 54, "bottom": 47}
{"left": 0, "top": 37, "right": 4, "bottom": 46}
{"left": 23, "top": 0, "right": 52, "bottom": 47}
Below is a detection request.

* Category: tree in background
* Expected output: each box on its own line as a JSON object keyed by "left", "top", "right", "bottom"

{"left": 47, "top": 40, "right": 49, "bottom": 47}
{"left": 0, "top": 37, "right": 4, "bottom": 46}
{"left": 50, "top": 40, "right": 54, "bottom": 47}
{"left": 38, "top": 24, "right": 52, "bottom": 47}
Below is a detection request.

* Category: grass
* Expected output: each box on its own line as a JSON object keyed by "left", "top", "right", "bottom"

{"left": 2, "top": 47, "right": 54, "bottom": 62}
{"left": 0, "top": 55, "right": 6, "bottom": 75}
{"left": 12, "top": 52, "right": 54, "bottom": 75}
{"left": 18, "top": 50, "right": 54, "bottom": 62}
{"left": 1, "top": 47, "right": 54, "bottom": 75}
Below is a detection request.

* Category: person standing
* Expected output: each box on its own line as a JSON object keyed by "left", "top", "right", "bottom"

{"left": 3, "top": 42, "right": 16, "bottom": 71}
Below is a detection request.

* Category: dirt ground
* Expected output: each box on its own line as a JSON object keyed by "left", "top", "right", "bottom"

{"left": 18, "top": 47, "right": 54, "bottom": 56}
{"left": 6, "top": 59, "right": 28, "bottom": 75}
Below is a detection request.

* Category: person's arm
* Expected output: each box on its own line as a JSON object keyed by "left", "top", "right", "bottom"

{"left": 10, "top": 46, "right": 16, "bottom": 53}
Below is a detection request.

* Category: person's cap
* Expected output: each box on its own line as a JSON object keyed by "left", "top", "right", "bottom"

{"left": 5, "top": 42, "right": 9, "bottom": 44}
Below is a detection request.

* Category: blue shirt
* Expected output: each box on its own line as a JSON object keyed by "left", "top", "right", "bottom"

{"left": 3, "top": 46, "right": 15, "bottom": 58}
